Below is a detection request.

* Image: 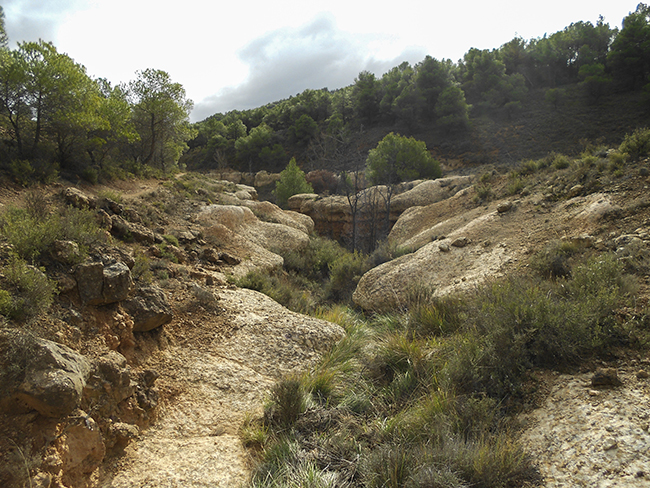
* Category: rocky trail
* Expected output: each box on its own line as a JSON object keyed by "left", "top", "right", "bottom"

{"left": 1, "top": 163, "right": 649, "bottom": 487}
{"left": 101, "top": 288, "right": 343, "bottom": 488}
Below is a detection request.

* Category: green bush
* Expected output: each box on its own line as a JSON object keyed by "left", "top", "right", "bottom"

{"left": 0, "top": 257, "right": 57, "bottom": 320}
{"left": 551, "top": 152, "right": 571, "bottom": 169}
{"left": 0, "top": 204, "right": 106, "bottom": 263}
{"left": 325, "top": 251, "right": 367, "bottom": 303}
{"left": 619, "top": 127, "right": 650, "bottom": 160}
{"left": 530, "top": 239, "right": 580, "bottom": 278}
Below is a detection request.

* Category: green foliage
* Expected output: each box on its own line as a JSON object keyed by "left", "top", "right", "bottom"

{"left": 608, "top": 3, "right": 650, "bottom": 89}
{"left": 619, "top": 127, "right": 650, "bottom": 160}
{"left": 244, "top": 241, "right": 642, "bottom": 488}
{"left": 550, "top": 152, "right": 571, "bottom": 170}
{"left": 366, "top": 133, "right": 441, "bottom": 187}
{"left": 0, "top": 202, "right": 106, "bottom": 263}
{"left": 0, "top": 256, "right": 57, "bottom": 320}
{"left": 128, "top": 68, "right": 196, "bottom": 172}
{"left": 264, "top": 376, "right": 307, "bottom": 427}
{"left": 435, "top": 85, "right": 471, "bottom": 132}
{"left": 530, "top": 239, "right": 580, "bottom": 278}
{"left": 273, "top": 158, "right": 314, "bottom": 208}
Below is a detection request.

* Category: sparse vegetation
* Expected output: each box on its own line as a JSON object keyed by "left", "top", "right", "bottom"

{"left": 246, "top": 238, "right": 643, "bottom": 487}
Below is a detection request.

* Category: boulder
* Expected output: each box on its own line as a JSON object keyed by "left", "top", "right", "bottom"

{"left": 242, "top": 200, "right": 315, "bottom": 234}
{"left": 287, "top": 193, "right": 319, "bottom": 212}
{"left": 0, "top": 330, "right": 91, "bottom": 417}
{"left": 122, "top": 286, "right": 173, "bottom": 332}
{"left": 75, "top": 261, "right": 133, "bottom": 306}
{"left": 110, "top": 215, "right": 158, "bottom": 244}
{"left": 196, "top": 203, "right": 312, "bottom": 275}
{"left": 59, "top": 411, "right": 106, "bottom": 478}
{"left": 83, "top": 351, "right": 134, "bottom": 416}
{"left": 254, "top": 170, "right": 281, "bottom": 188}
{"left": 202, "top": 224, "right": 284, "bottom": 277}
{"left": 51, "top": 240, "right": 81, "bottom": 264}
{"left": 353, "top": 241, "right": 510, "bottom": 312}
{"left": 75, "top": 262, "right": 104, "bottom": 305}
{"left": 102, "top": 262, "right": 133, "bottom": 304}
{"left": 63, "top": 187, "right": 95, "bottom": 209}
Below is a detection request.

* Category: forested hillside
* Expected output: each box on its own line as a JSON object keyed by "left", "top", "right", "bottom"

{"left": 184, "top": 4, "right": 650, "bottom": 174}
{"left": 0, "top": 5, "right": 649, "bottom": 184}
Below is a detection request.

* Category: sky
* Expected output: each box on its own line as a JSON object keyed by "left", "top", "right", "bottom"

{"left": 1, "top": 0, "right": 642, "bottom": 122}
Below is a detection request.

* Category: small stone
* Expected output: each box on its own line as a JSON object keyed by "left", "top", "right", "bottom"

{"left": 451, "top": 236, "right": 468, "bottom": 248}
{"left": 438, "top": 242, "right": 450, "bottom": 252}
{"left": 588, "top": 390, "right": 600, "bottom": 397}
{"left": 496, "top": 201, "right": 513, "bottom": 213}
{"left": 591, "top": 368, "right": 623, "bottom": 387}
{"left": 637, "top": 370, "right": 649, "bottom": 379}
{"left": 602, "top": 439, "right": 618, "bottom": 451}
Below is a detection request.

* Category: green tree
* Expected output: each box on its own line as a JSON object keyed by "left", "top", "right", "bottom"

{"left": 579, "top": 63, "right": 611, "bottom": 101}
{"left": 128, "top": 68, "right": 195, "bottom": 172}
{"left": 0, "top": 6, "right": 8, "bottom": 49}
{"left": 608, "top": 3, "right": 650, "bottom": 90}
{"left": 352, "top": 70, "right": 379, "bottom": 125}
{"left": 434, "top": 85, "right": 470, "bottom": 132}
{"left": 0, "top": 41, "right": 103, "bottom": 176}
{"left": 415, "top": 56, "right": 455, "bottom": 120}
{"left": 86, "top": 80, "right": 139, "bottom": 170}
{"left": 274, "top": 157, "right": 314, "bottom": 208}
{"left": 366, "top": 132, "right": 441, "bottom": 232}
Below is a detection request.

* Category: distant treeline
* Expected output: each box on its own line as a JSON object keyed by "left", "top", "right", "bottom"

{"left": 0, "top": 5, "right": 649, "bottom": 183}
{"left": 185, "top": 4, "right": 650, "bottom": 174}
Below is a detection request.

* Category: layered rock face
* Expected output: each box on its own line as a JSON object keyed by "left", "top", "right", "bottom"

{"left": 353, "top": 190, "right": 626, "bottom": 312}
{"left": 288, "top": 176, "right": 474, "bottom": 250}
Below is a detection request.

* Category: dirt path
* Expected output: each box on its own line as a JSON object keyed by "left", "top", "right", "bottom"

{"left": 99, "top": 288, "right": 345, "bottom": 487}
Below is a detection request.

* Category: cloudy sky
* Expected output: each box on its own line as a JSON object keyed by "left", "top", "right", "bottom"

{"left": 1, "top": 0, "right": 640, "bottom": 122}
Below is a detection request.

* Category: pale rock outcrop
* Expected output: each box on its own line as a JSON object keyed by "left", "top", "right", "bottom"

{"left": 196, "top": 204, "right": 312, "bottom": 276}
{"left": 390, "top": 176, "right": 474, "bottom": 213}
{"left": 254, "top": 170, "right": 281, "bottom": 188}
{"left": 353, "top": 238, "right": 510, "bottom": 312}
{"left": 241, "top": 200, "right": 314, "bottom": 235}
{"left": 202, "top": 223, "right": 284, "bottom": 278}
{"left": 388, "top": 187, "right": 479, "bottom": 251}
{"left": 287, "top": 193, "right": 319, "bottom": 212}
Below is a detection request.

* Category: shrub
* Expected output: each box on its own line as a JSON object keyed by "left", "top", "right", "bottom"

{"left": 0, "top": 257, "right": 57, "bottom": 320}
{"left": 325, "top": 251, "right": 367, "bottom": 303}
{"left": 0, "top": 204, "right": 106, "bottom": 263}
{"left": 518, "top": 159, "right": 539, "bottom": 175}
{"left": 619, "top": 127, "right": 650, "bottom": 160}
{"left": 473, "top": 183, "right": 492, "bottom": 202}
{"left": 551, "top": 152, "right": 571, "bottom": 170}
{"left": 530, "top": 239, "right": 580, "bottom": 279}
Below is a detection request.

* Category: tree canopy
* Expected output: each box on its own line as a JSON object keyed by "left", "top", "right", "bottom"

{"left": 366, "top": 132, "right": 441, "bottom": 187}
